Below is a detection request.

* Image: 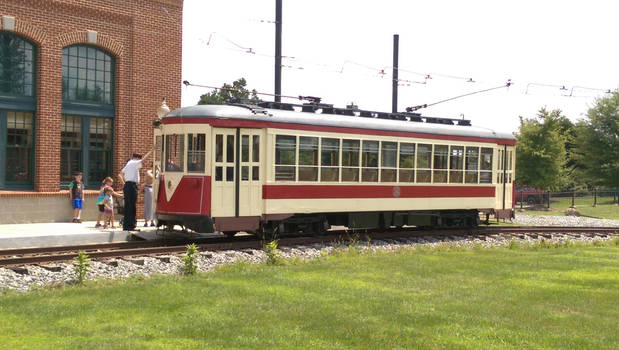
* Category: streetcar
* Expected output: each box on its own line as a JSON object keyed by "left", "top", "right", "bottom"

{"left": 152, "top": 102, "right": 515, "bottom": 237}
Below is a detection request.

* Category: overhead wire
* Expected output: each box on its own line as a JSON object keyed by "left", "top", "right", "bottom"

{"left": 195, "top": 33, "right": 614, "bottom": 106}
{"left": 407, "top": 80, "right": 513, "bottom": 111}
{"left": 182, "top": 80, "right": 322, "bottom": 103}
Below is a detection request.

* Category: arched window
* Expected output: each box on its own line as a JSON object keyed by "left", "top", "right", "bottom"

{"left": 61, "top": 45, "right": 114, "bottom": 187}
{"left": 0, "top": 32, "right": 36, "bottom": 189}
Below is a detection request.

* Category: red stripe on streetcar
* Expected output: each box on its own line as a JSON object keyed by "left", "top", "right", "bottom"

{"left": 262, "top": 185, "right": 495, "bottom": 199}
{"left": 163, "top": 118, "right": 516, "bottom": 146}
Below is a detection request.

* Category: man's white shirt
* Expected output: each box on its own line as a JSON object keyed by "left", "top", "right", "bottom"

{"left": 122, "top": 159, "right": 142, "bottom": 183}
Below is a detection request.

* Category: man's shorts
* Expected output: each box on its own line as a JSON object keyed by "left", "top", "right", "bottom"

{"left": 72, "top": 198, "right": 83, "bottom": 210}
{"left": 98, "top": 204, "right": 105, "bottom": 212}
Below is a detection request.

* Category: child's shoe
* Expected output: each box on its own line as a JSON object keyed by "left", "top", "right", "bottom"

{"left": 95, "top": 223, "right": 101, "bottom": 228}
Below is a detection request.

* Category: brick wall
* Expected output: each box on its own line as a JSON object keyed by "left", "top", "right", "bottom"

{"left": 0, "top": 0, "right": 183, "bottom": 221}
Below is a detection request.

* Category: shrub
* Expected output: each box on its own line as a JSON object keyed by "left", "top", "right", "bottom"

{"left": 264, "top": 240, "right": 282, "bottom": 265}
{"left": 182, "top": 243, "right": 199, "bottom": 275}
{"left": 72, "top": 250, "right": 91, "bottom": 285}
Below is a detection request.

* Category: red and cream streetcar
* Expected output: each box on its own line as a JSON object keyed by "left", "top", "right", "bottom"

{"left": 152, "top": 102, "right": 515, "bottom": 237}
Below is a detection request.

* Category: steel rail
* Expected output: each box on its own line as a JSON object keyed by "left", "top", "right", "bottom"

{"left": 0, "top": 226, "right": 616, "bottom": 268}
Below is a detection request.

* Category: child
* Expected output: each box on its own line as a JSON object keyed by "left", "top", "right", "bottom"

{"left": 68, "top": 171, "right": 85, "bottom": 223}
{"left": 95, "top": 177, "right": 122, "bottom": 228}
{"left": 102, "top": 187, "right": 115, "bottom": 229}
{"left": 143, "top": 169, "right": 155, "bottom": 227}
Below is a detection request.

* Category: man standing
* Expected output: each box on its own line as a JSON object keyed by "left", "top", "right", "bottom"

{"left": 119, "top": 149, "right": 152, "bottom": 231}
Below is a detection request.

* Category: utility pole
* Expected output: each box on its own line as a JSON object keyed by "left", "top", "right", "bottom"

{"left": 274, "top": 0, "right": 282, "bottom": 102}
{"left": 392, "top": 34, "right": 399, "bottom": 113}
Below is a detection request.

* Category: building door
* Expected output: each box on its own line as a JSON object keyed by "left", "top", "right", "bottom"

{"left": 238, "top": 129, "right": 263, "bottom": 217}
{"left": 211, "top": 128, "right": 236, "bottom": 217}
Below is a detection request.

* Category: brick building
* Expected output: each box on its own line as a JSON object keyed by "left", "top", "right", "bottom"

{"left": 0, "top": 0, "right": 183, "bottom": 223}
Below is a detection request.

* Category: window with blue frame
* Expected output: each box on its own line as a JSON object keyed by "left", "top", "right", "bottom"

{"left": 0, "top": 32, "right": 35, "bottom": 97}
{"left": 61, "top": 45, "right": 114, "bottom": 188}
{"left": 0, "top": 32, "right": 36, "bottom": 190}
{"left": 62, "top": 45, "right": 113, "bottom": 105}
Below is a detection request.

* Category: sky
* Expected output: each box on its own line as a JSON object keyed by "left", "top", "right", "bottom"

{"left": 180, "top": 0, "right": 618, "bottom": 134}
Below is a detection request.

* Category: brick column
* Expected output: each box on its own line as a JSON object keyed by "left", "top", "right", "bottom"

{"left": 34, "top": 41, "right": 62, "bottom": 191}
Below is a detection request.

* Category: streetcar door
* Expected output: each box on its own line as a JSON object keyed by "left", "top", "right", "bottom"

{"left": 211, "top": 129, "right": 236, "bottom": 217}
{"left": 152, "top": 132, "right": 163, "bottom": 204}
{"left": 238, "top": 129, "right": 263, "bottom": 217}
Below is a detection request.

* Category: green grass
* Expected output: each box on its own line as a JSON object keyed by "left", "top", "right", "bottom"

{"left": 519, "top": 196, "right": 619, "bottom": 220}
{"left": 1, "top": 242, "right": 618, "bottom": 349}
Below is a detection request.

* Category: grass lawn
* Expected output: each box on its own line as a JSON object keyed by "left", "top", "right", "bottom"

{"left": 1, "top": 242, "right": 618, "bottom": 349}
{"left": 519, "top": 196, "right": 619, "bottom": 220}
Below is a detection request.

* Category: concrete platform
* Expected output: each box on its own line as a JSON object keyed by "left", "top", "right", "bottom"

{"left": 0, "top": 221, "right": 156, "bottom": 249}
{"left": 0, "top": 221, "right": 227, "bottom": 249}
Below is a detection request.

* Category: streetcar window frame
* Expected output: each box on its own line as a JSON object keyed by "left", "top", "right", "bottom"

{"left": 164, "top": 134, "right": 184, "bottom": 172}
{"left": 187, "top": 133, "right": 206, "bottom": 173}
{"left": 275, "top": 135, "right": 296, "bottom": 181}
{"left": 271, "top": 132, "right": 499, "bottom": 185}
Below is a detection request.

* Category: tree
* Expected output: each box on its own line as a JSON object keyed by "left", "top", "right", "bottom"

{"left": 197, "top": 78, "right": 260, "bottom": 105}
{"left": 554, "top": 114, "right": 578, "bottom": 189}
{"left": 572, "top": 90, "right": 619, "bottom": 188}
{"left": 515, "top": 108, "right": 567, "bottom": 190}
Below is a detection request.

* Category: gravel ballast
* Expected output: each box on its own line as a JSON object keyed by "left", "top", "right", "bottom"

{"left": 513, "top": 212, "right": 619, "bottom": 227}
{"left": 1, "top": 215, "right": 617, "bottom": 293}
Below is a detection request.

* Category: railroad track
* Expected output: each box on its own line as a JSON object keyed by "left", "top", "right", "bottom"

{"left": 0, "top": 226, "right": 616, "bottom": 268}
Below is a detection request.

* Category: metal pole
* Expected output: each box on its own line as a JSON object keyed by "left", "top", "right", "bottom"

{"left": 502, "top": 146, "right": 507, "bottom": 210}
{"left": 392, "top": 34, "right": 399, "bottom": 113}
{"left": 274, "top": 0, "right": 282, "bottom": 102}
{"left": 571, "top": 189, "right": 575, "bottom": 207}
{"left": 593, "top": 188, "right": 597, "bottom": 207}
{"left": 547, "top": 190, "right": 551, "bottom": 209}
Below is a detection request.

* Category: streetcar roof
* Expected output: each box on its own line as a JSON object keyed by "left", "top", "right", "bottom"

{"left": 164, "top": 104, "right": 516, "bottom": 141}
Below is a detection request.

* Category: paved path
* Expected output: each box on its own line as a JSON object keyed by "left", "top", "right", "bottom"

{"left": 0, "top": 221, "right": 158, "bottom": 249}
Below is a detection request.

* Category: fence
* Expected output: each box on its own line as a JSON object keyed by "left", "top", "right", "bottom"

{"left": 515, "top": 189, "right": 619, "bottom": 210}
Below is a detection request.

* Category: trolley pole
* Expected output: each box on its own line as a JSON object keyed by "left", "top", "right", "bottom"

{"left": 274, "top": 0, "right": 282, "bottom": 102}
{"left": 392, "top": 34, "right": 399, "bottom": 113}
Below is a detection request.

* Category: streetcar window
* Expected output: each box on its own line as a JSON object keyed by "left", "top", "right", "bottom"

{"left": 497, "top": 150, "right": 503, "bottom": 184}
{"left": 506, "top": 150, "right": 513, "bottom": 183}
{"left": 164, "top": 134, "right": 184, "bottom": 172}
{"left": 252, "top": 166, "right": 259, "bottom": 181}
{"left": 187, "top": 133, "right": 206, "bottom": 173}
{"left": 275, "top": 135, "right": 296, "bottom": 181}
{"left": 341, "top": 139, "right": 360, "bottom": 182}
{"left": 480, "top": 147, "right": 493, "bottom": 183}
{"left": 241, "top": 135, "right": 249, "bottom": 162}
{"left": 215, "top": 134, "right": 223, "bottom": 162}
{"left": 298, "top": 136, "right": 318, "bottom": 181}
{"left": 416, "top": 144, "right": 432, "bottom": 183}
{"left": 215, "top": 166, "right": 222, "bottom": 181}
{"left": 449, "top": 146, "right": 464, "bottom": 183}
{"left": 361, "top": 140, "right": 378, "bottom": 182}
{"left": 399, "top": 143, "right": 415, "bottom": 183}
{"left": 155, "top": 136, "right": 162, "bottom": 163}
{"left": 241, "top": 166, "right": 249, "bottom": 181}
{"left": 433, "top": 145, "right": 448, "bottom": 183}
{"left": 320, "top": 138, "right": 339, "bottom": 182}
{"left": 381, "top": 141, "right": 397, "bottom": 182}
{"left": 465, "top": 147, "right": 479, "bottom": 183}
{"left": 226, "top": 135, "right": 234, "bottom": 163}
{"left": 252, "top": 135, "right": 260, "bottom": 162}
{"left": 226, "top": 166, "right": 234, "bottom": 181}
